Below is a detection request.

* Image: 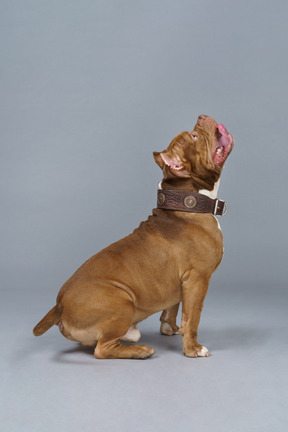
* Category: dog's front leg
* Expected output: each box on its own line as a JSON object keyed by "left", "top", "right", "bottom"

{"left": 160, "top": 304, "right": 180, "bottom": 335}
{"left": 181, "top": 270, "right": 210, "bottom": 358}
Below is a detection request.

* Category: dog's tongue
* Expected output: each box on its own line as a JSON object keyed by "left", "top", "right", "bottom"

{"left": 217, "top": 123, "right": 230, "bottom": 146}
{"left": 213, "top": 123, "right": 233, "bottom": 166}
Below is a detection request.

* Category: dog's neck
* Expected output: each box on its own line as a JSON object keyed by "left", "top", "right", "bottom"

{"left": 199, "top": 179, "right": 220, "bottom": 199}
{"left": 158, "top": 179, "right": 220, "bottom": 199}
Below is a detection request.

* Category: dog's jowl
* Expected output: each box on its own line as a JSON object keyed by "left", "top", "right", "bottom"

{"left": 33, "top": 115, "right": 234, "bottom": 359}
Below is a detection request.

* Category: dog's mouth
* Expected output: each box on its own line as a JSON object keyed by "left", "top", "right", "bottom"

{"left": 213, "top": 123, "right": 234, "bottom": 167}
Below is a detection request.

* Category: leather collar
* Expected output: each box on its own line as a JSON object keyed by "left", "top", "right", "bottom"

{"left": 157, "top": 189, "right": 227, "bottom": 216}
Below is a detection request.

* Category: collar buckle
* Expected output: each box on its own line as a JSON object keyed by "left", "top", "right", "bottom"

{"left": 213, "top": 199, "right": 228, "bottom": 216}
{"left": 213, "top": 199, "right": 219, "bottom": 215}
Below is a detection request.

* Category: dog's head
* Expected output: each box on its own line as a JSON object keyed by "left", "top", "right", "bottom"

{"left": 154, "top": 115, "right": 234, "bottom": 191}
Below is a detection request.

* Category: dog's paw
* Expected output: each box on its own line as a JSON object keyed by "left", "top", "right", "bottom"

{"left": 94, "top": 343, "right": 155, "bottom": 359}
{"left": 183, "top": 345, "right": 210, "bottom": 358}
{"left": 160, "top": 321, "right": 179, "bottom": 336}
{"left": 134, "top": 345, "right": 155, "bottom": 359}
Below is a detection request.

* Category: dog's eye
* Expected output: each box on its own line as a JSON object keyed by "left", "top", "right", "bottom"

{"left": 189, "top": 132, "right": 199, "bottom": 141}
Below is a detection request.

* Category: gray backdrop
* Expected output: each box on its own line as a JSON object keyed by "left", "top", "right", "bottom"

{"left": 1, "top": 1, "right": 287, "bottom": 431}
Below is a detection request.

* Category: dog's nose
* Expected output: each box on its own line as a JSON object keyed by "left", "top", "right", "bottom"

{"left": 198, "top": 115, "right": 207, "bottom": 120}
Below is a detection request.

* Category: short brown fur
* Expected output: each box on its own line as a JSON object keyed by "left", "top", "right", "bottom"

{"left": 33, "top": 115, "right": 233, "bottom": 359}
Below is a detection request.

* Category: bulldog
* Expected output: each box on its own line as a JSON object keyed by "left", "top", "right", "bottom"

{"left": 33, "top": 114, "right": 234, "bottom": 359}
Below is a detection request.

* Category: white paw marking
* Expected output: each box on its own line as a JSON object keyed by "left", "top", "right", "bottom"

{"left": 160, "top": 322, "right": 174, "bottom": 335}
{"left": 121, "top": 326, "right": 141, "bottom": 343}
{"left": 198, "top": 346, "right": 210, "bottom": 357}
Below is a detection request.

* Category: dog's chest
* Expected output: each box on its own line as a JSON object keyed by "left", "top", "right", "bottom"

{"left": 143, "top": 211, "right": 224, "bottom": 271}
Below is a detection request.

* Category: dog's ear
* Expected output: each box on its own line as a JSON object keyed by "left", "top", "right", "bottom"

{"left": 153, "top": 151, "right": 190, "bottom": 177}
{"left": 153, "top": 151, "right": 165, "bottom": 169}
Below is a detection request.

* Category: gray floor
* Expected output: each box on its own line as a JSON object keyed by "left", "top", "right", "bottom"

{"left": 2, "top": 280, "right": 287, "bottom": 432}
{"left": 2, "top": 1, "right": 288, "bottom": 431}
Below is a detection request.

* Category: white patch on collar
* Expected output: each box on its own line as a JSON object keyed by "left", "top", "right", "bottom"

{"left": 158, "top": 179, "right": 220, "bottom": 196}
{"left": 199, "top": 179, "right": 220, "bottom": 199}
{"left": 199, "top": 180, "right": 222, "bottom": 231}
{"left": 213, "top": 215, "right": 222, "bottom": 231}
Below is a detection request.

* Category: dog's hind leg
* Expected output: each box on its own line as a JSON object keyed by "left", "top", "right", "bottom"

{"left": 160, "top": 303, "right": 180, "bottom": 336}
{"left": 95, "top": 337, "right": 154, "bottom": 359}
{"left": 94, "top": 300, "right": 154, "bottom": 359}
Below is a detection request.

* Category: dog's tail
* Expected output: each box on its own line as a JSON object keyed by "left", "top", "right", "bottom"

{"left": 33, "top": 305, "right": 63, "bottom": 336}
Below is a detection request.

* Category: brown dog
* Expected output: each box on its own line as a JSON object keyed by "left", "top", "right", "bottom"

{"left": 33, "top": 114, "right": 234, "bottom": 359}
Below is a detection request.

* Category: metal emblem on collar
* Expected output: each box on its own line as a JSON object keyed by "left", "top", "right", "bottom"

{"left": 184, "top": 195, "right": 197, "bottom": 209}
{"left": 158, "top": 192, "right": 165, "bottom": 205}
